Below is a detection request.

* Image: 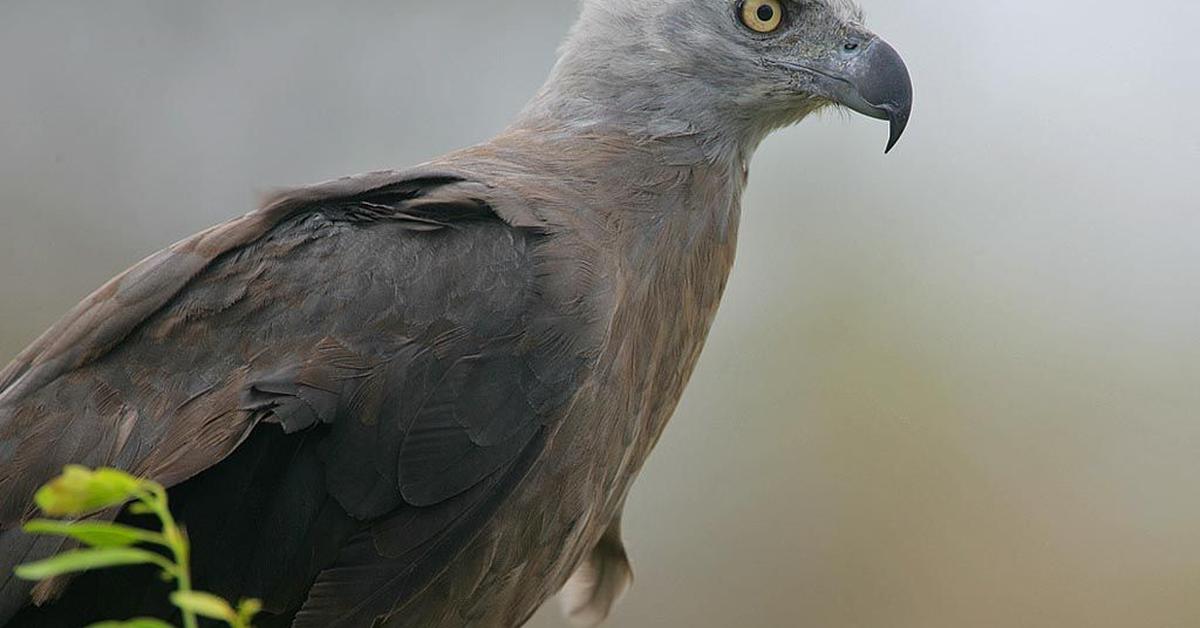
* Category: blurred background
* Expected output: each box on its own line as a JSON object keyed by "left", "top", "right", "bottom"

{"left": 1, "top": 0, "right": 1197, "bottom": 626}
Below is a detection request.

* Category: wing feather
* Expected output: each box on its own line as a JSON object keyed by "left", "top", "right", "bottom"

{"left": 0, "top": 168, "right": 600, "bottom": 625}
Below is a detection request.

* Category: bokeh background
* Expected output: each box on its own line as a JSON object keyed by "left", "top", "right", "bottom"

{"left": 1, "top": 1, "right": 1198, "bottom": 626}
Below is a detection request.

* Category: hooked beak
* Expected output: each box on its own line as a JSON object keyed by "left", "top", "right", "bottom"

{"left": 775, "top": 37, "right": 913, "bottom": 153}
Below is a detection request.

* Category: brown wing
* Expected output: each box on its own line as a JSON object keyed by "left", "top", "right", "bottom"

{"left": 0, "top": 170, "right": 603, "bottom": 625}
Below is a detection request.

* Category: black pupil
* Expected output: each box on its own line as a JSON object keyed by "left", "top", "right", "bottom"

{"left": 756, "top": 4, "right": 775, "bottom": 22}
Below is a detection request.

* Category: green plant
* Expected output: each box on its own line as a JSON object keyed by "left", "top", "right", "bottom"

{"left": 14, "top": 466, "right": 261, "bottom": 628}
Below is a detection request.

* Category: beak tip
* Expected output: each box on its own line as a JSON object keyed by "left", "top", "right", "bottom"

{"left": 884, "top": 115, "right": 908, "bottom": 154}
{"left": 888, "top": 117, "right": 902, "bottom": 153}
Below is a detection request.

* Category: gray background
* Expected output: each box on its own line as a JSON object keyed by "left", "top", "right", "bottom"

{"left": 1, "top": 1, "right": 1198, "bottom": 627}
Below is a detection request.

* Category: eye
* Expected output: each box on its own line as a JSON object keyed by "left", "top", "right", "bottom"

{"left": 739, "top": 0, "right": 784, "bottom": 34}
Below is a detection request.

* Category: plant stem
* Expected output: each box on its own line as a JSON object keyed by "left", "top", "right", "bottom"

{"left": 139, "top": 484, "right": 198, "bottom": 628}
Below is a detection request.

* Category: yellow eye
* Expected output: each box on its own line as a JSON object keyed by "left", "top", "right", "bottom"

{"left": 740, "top": 0, "right": 784, "bottom": 33}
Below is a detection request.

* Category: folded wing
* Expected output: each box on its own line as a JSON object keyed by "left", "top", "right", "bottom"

{"left": 0, "top": 170, "right": 601, "bottom": 625}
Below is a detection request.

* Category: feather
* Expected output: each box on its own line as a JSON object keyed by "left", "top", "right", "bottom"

{"left": 559, "top": 517, "right": 633, "bottom": 628}
{"left": 0, "top": 173, "right": 595, "bottom": 625}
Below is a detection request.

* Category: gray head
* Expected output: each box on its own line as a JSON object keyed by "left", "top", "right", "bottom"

{"left": 520, "top": 0, "right": 912, "bottom": 156}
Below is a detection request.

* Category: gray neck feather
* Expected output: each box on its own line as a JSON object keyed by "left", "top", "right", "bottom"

{"left": 511, "top": 2, "right": 803, "bottom": 167}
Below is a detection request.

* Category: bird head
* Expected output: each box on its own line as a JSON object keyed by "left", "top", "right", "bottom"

{"left": 526, "top": 0, "right": 912, "bottom": 154}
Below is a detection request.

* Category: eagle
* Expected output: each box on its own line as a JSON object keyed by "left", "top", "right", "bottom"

{"left": 0, "top": 0, "right": 911, "bottom": 625}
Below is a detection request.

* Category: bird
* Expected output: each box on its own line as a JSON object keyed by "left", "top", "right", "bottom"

{"left": 0, "top": 0, "right": 911, "bottom": 626}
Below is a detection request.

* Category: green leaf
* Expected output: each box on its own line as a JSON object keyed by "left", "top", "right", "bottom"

{"left": 170, "top": 591, "right": 237, "bottom": 622}
{"left": 88, "top": 619, "right": 177, "bottom": 628}
{"left": 24, "top": 519, "right": 164, "bottom": 548}
{"left": 14, "top": 547, "right": 173, "bottom": 580}
{"left": 127, "top": 502, "right": 155, "bottom": 516}
{"left": 236, "top": 598, "right": 263, "bottom": 624}
{"left": 34, "top": 466, "right": 145, "bottom": 517}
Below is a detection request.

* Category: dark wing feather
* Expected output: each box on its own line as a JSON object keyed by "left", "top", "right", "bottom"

{"left": 0, "top": 170, "right": 599, "bottom": 625}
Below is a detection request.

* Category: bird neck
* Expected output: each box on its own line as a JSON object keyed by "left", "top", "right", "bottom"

{"left": 532, "top": 114, "right": 753, "bottom": 173}
{"left": 512, "top": 50, "right": 779, "bottom": 168}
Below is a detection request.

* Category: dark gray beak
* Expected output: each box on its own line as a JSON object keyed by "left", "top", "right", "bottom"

{"left": 774, "top": 37, "right": 913, "bottom": 153}
{"left": 833, "top": 37, "right": 913, "bottom": 153}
